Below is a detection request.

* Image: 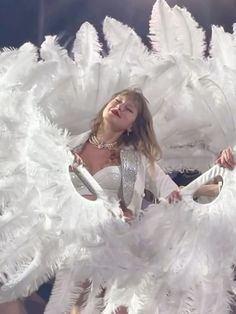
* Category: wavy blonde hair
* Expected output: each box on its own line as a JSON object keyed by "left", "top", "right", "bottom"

{"left": 90, "top": 88, "right": 161, "bottom": 163}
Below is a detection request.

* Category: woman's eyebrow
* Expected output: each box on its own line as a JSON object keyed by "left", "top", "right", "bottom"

{"left": 127, "top": 103, "right": 136, "bottom": 109}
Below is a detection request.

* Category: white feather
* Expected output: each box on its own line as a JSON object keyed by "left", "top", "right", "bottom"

{"left": 172, "top": 5, "right": 206, "bottom": 58}
{"left": 1, "top": 2, "right": 236, "bottom": 313}
{"left": 103, "top": 17, "right": 149, "bottom": 65}
{"left": 44, "top": 268, "right": 89, "bottom": 314}
{"left": 210, "top": 25, "right": 236, "bottom": 69}
{"left": 73, "top": 22, "right": 102, "bottom": 70}
{"left": 149, "top": 0, "right": 176, "bottom": 55}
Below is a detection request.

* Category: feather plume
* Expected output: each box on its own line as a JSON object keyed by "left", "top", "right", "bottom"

{"left": 149, "top": 0, "right": 176, "bottom": 55}
{"left": 0, "top": 43, "right": 38, "bottom": 87}
{"left": 73, "top": 22, "right": 102, "bottom": 70}
{"left": 80, "top": 282, "right": 104, "bottom": 314}
{"left": 172, "top": 5, "right": 206, "bottom": 58}
{"left": 40, "top": 36, "right": 71, "bottom": 65}
{"left": 198, "top": 76, "right": 236, "bottom": 148}
{"left": 149, "top": 0, "right": 206, "bottom": 57}
{"left": 44, "top": 268, "right": 89, "bottom": 314}
{"left": 210, "top": 26, "right": 236, "bottom": 69}
{"left": 233, "top": 23, "right": 236, "bottom": 39}
{"left": 103, "top": 17, "right": 149, "bottom": 65}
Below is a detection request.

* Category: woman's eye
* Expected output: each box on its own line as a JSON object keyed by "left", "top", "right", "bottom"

{"left": 127, "top": 108, "right": 133, "bottom": 113}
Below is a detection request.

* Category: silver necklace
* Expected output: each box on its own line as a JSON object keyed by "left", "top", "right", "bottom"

{"left": 89, "top": 134, "right": 117, "bottom": 150}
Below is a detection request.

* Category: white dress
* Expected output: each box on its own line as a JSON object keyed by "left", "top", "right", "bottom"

{"left": 70, "top": 166, "right": 122, "bottom": 201}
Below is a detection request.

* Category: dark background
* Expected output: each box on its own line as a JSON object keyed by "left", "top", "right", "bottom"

{"left": 0, "top": 0, "right": 235, "bottom": 49}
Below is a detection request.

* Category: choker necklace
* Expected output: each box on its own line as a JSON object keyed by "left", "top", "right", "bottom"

{"left": 89, "top": 134, "right": 117, "bottom": 150}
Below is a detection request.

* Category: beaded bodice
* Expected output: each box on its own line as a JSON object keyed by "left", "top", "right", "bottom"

{"left": 70, "top": 131, "right": 138, "bottom": 207}
{"left": 70, "top": 165, "right": 121, "bottom": 199}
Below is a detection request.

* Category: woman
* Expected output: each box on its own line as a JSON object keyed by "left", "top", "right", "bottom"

{"left": 0, "top": 88, "right": 180, "bottom": 314}
{"left": 0, "top": 90, "right": 234, "bottom": 314}
{"left": 69, "top": 88, "right": 180, "bottom": 217}
{"left": 68, "top": 88, "right": 181, "bottom": 314}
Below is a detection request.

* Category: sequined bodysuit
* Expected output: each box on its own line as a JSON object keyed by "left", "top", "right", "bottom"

{"left": 70, "top": 166, "right": 122, "bottom": 200}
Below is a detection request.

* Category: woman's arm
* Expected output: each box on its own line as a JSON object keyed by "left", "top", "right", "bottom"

{"left": 193, "top": 184, "right": 220, "bottom": 199}
{"left": 145, "top": 162, "right": 181, "bottom": 203}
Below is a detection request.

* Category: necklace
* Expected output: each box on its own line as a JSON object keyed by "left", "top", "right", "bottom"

{"left": 89, "top": 134, "right": 117, "bottom": 150}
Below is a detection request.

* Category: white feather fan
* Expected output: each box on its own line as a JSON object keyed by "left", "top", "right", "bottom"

{"left": 1, "top": 0, "right": 236, "bottom": 313}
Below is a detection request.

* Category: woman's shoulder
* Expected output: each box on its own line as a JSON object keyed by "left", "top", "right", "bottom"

{"left": 120, "top": 146, "right": 149, "bottom": 172}
{"left": 68, "top": 131, "right": 91, "bottom": 149}
{"left": 120, "top": 145, "right": 145, "bottom": 160}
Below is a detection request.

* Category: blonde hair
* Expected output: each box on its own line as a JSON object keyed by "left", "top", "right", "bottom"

{"left": 90, "top": 88, "right": 161, "bottom": 163}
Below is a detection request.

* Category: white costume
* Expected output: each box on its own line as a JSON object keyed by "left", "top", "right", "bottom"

{"left": 69, "top": 131, "right": 177, "bottom": 215}
{"left": 0, "top": 0, "right": 236, "bottom": 313}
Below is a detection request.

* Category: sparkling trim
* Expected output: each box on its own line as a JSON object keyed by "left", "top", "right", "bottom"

{"left": 120, "top": 148, "right": 138, "bottom": 207}
{"left": 71, "top": 134, "right": 138, "bottom": 208}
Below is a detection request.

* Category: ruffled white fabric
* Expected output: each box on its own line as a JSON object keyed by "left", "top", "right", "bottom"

{"left": 70, "top": 165, "right": 121, "bottom": 200}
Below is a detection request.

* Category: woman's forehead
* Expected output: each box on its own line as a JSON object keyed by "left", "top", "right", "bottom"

{"left": 116, "top": 94, "right": 140, "bottom": 107}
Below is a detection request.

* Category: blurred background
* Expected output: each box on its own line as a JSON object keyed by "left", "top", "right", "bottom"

{"left": 0, "top": 0, "right": 235, "bottom": 49}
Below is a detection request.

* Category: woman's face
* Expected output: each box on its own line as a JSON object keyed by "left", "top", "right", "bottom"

{"left": 102, "top": 94, "right": 139, "bottom": 132}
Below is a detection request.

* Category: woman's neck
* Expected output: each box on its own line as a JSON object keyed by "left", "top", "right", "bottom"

{"left": 96, "top": 126, "right": 122, "bottom": 144}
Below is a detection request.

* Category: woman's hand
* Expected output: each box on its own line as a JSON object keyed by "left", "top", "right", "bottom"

{"left": 69, "top": 151, "right": 84, "bottom": 172}
{"left": 193, "top": 184, "right": 220, "bottom": 198}
{"left": 215, "top": 148, "right": 235, "bottom": 170}
{"left": 166, "top": 189, "right": 182, "bottom": 204}
{"left": 121, "top": 208, "right": 134, "bottom": 223}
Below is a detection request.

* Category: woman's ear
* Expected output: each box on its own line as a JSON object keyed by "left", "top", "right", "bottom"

{"left": 126, "top": 128, "right": 132, "bottom": 136}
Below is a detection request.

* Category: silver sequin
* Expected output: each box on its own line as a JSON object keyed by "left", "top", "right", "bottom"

{"left": 71, "top": 136, "right": 138, "bottom": 207}
{"left": 120, "top": 148, "right": 138, "bottom": 207}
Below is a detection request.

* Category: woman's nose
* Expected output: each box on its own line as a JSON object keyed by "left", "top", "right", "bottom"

{"left": 118, "top": 103, "right": 125, "bottom": 111}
